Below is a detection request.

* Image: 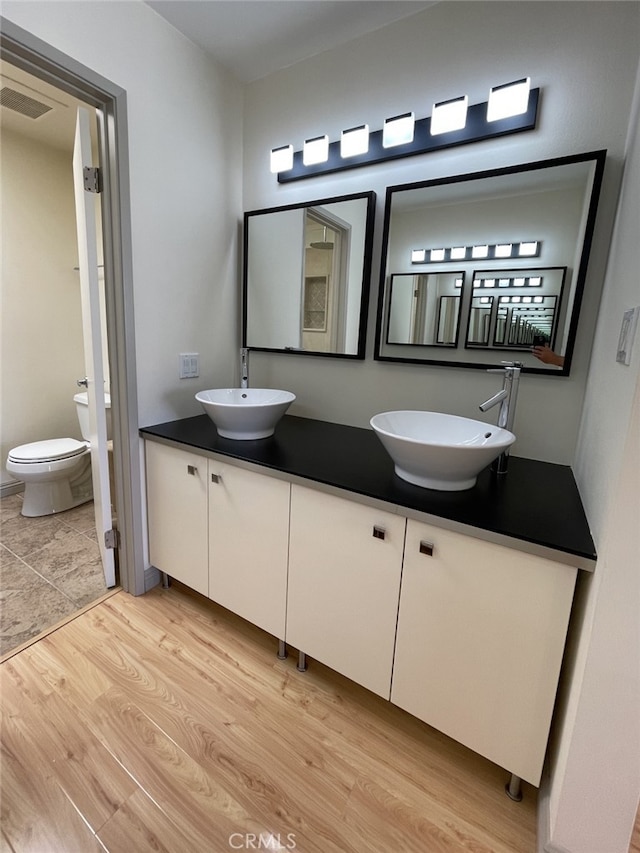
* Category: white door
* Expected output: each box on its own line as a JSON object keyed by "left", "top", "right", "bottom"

{"left": 73, "top": 107, "right": 116, "bottom": 588}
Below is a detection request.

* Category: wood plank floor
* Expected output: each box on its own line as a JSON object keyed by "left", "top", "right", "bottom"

{"left": 1, "top": 582, "right": 539, "bottom": 852}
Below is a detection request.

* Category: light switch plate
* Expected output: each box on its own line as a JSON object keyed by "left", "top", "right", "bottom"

{"left": 179, "top": 352, "right": 199, "bottom": 379}
{"left": 616, "top": 307, "right": 639, "bottom": 366}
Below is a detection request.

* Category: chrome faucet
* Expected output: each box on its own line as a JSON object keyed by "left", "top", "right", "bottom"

{"left": 479, "top": 362, "right": 522, "bottom": 474}
{"left": 240, "top": 348, "right": 249, "bottom": 389}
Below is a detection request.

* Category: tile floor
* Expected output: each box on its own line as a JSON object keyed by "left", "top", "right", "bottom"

{"left": 0, "top": 495, "right": 109, "bottom": 656}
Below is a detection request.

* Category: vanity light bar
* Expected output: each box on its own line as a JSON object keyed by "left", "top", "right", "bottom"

{"left": 412, "top": 241, "right": 541, "bottom": 264}
{"left": 474, "top": 275, "right": 544, "bottom": 289}
{"left": 499, "top": 295, "right": 549, "bottom": 304}
{"left": 272, "top": 80, "right": 539, "bottom": 182}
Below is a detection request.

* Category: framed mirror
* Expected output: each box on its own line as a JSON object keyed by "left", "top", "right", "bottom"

{"left": 243, "top": 191, "right": 376, "bottom": 358}
{"left": 374, "top": 150, "right": 606, "bottom": 373}
{"left": 386, "top": 272, "right": 464, "bottom": 346}
{"left": 465, "top": 266, "right": 565, "bottom": 351}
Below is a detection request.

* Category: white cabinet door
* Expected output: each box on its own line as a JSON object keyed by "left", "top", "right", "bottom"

{"left": 287, "top": 484, "right": 406, "bottom": 699}
{"left": 145, "top": 441, "right": 208, "bottom": 596}
{"left": 392, "top": 519, "right": 577, "bottom": 785}
{"left": 208, "top": 460, "right": 290, "bottom": 640}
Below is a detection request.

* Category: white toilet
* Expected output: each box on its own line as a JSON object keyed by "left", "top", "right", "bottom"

{"left": 6, "top": 392, "right": 112, "bottom": 518}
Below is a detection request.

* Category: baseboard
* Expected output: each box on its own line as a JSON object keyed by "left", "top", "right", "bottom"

{"left": 1, "top": 480, "right": 24, "bottom": 497}
{"left": 537, "top": 767, "right": 552, "bottom": 853}
{"left": 537, "top": 768, "right": 572, "bottom": 853}
{"left": 144, "top": 565, "right": 161, "bottom": 592}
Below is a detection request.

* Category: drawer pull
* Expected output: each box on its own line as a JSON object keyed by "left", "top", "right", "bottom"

{"left": 419, "top": 540, "right": 434, "bottom": 556}
{"left": 187, "top": 465, "right": 198, "bottom": 476}
{"left": 372, "top": 526, "right": 386, "bottom": 541}
{"left": 211, "top": 473, "right": 222, "bottom": 484}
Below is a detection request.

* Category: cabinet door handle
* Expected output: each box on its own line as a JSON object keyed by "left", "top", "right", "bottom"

{"left": 372, "top": 526, "right": 386, "bottom": 541}
{"left": 187, "top": 465, "right": 198, "bottom": 476}
{"left": 211, "top": 473, "right": 222, "bottom": 484}
{"left": 419, "top": 540, "right": 434, "bottom": 556}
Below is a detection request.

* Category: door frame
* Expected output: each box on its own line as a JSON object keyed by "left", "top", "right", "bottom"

{"left": 0, "top": 18, "right": 145, "bottom": 595}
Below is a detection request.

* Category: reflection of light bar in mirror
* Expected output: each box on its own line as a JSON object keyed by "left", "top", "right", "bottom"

{"left": 430, "top": 95, "right": 468, "bottom": 135}
{"left": 382, "top": 112, "right": 415, "bottom": 148}
{"left": 414, "top": 240, "right": 542, "bottom": 263}
{"left": 455, "top": 278, "right": 463, "bottom": 288}
{"left": 529, "top": 276, "right": 542, "bottom": 286}
{"left": 487, "top": 78, "right": 531, "bottom": 122}
{"left": 411, "top": 249, "right": 426, "bottom": 263}
{"left": 303, "top": 135, "right": 329, "bottom": 166}
{"left": 341, "top": 124, "right": 369, "bottom": 158}
{"left": 270, "top": 144, "right": 294, "bottom": 173}
{"left": 514, "top": 278, "right": 526, "bottom": 287}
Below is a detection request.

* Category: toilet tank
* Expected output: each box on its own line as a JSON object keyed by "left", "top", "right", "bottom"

{"left": 74, "top": 392, "right": 112, "bottom": 442}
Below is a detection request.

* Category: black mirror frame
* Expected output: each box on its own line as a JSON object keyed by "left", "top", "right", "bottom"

{"left": 242, "top": 190, "right": 376, "bottom": 360}
{"left": 374, "top": 150, "right": 607, "bottom": 375}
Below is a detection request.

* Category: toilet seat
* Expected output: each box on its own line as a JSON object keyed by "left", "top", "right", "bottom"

{"left": 8, "top": 438, "right": 89, "bottom": 464}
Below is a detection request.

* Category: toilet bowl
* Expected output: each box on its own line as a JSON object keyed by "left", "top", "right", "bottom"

{"left": 6, "top": 392, "right": 112, "bottom": 518}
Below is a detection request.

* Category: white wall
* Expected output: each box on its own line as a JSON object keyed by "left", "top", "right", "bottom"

{"left": 1, "top": 129, "right": 85, "bottom": 484}
{"left": 2, "top": 0, "right": 244, "bottom": 428}
{"left": 242, "top": 1, "right": 639, "bottom": 464}
{"left": 545, "top": 59, "right": 640, "bottom": 853}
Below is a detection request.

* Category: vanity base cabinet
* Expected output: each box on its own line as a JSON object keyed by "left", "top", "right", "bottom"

{"left": 287, "top": 484, "right": 406, "bottom": 699}
{"left": 208, "top": 460, "right": 290, "bottom": 641}
{"left": 391, "top": 519, "right": 577, "bottom": 786}
{"left": 145, "top": 440, "right": 209, "bottom": 596}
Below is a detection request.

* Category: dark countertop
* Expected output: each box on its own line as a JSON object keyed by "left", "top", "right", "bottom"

{"left": 140, "top": 414, "right": 596, "bottom": 567}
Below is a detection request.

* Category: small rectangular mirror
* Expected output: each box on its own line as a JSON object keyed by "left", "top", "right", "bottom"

{"left": 386, "top": 272, "right": 464, "bottom": 346}
{"left": 465, "top": 266, "right": 565, "bottom": 351}
{"left": 243, "top": 191, "right": 376, "bottom": 358}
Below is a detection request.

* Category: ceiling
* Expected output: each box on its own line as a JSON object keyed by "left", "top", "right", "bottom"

{"left": 0, "top": 2, "right": 435, "bottom": 151}
{"left": 145, "top": 0, "right": 437, "bottom": 82}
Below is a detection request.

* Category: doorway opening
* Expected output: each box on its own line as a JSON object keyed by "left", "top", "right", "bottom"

{"left": 0, "top": 19, "right": 146, "bottom": 650}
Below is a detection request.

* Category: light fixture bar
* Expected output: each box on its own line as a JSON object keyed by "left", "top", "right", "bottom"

{"left": 277, "top": 87, "right": 540, "bottom": 183}
{"left": 411, "top": 240, "right": 542, "bottom": 263}
{"left": 474, "top": 275, "right": 546, "bottom": 289}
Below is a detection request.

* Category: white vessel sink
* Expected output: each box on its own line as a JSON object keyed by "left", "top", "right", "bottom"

{"left": 370, "top": 410, "right": 515, "bottom": 491}
{"left": 196, "top": 388, "right": 295, "bottom": 440}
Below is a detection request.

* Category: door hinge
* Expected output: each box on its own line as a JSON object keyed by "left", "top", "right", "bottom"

{"left": 104, "top": 528, "right": 119, "bottom": 549}
{"left": 83, "top": 166, "right": 102, "bottom": 193}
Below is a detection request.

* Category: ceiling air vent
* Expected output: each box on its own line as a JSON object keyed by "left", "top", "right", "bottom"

{"left": 0, "top": 86, "right": 53, "bottom": 119}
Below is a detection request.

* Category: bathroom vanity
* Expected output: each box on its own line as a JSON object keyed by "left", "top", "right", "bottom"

{"left": 141, "top": 414, "right": 595, "bottom": 792}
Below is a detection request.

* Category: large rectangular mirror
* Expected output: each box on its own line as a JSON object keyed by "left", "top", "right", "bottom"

{"left": 374, "top": 151, "right": 606, "bottom": 373}
{"left": 243, "top": 191, "right": 376, "bottom": 358}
